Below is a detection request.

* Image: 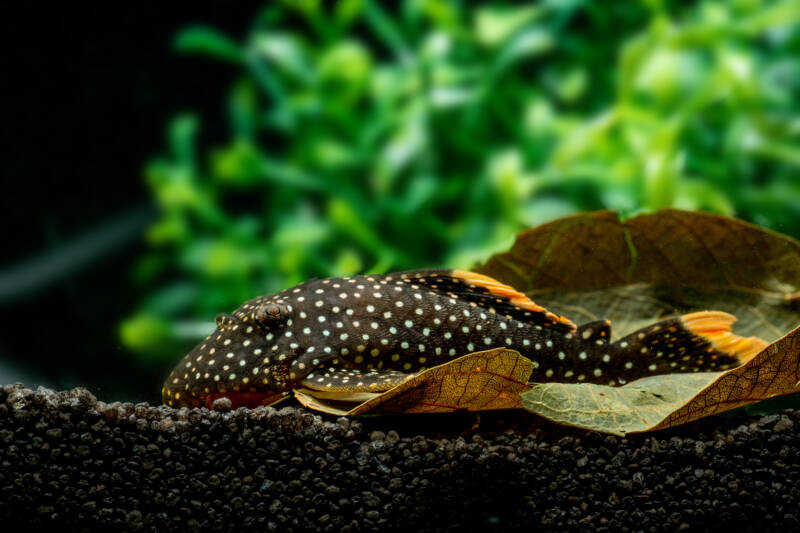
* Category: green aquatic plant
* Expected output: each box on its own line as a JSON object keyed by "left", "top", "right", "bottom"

{"left": 122, "top": 0, "right": 800, "bottom": 357}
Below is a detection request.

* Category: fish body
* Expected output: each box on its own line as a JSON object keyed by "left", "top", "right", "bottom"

{"left": 163, "top": 269, "right": 766, "bottom": 409}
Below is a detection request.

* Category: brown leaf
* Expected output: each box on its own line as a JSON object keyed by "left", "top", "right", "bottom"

{"left": 345, "top": 349, "right": 533, "bottom": 414}
{"left": 476, "top": 209, "right": 800, "bottom": 342}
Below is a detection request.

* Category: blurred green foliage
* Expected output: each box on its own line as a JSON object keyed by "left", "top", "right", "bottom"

{"left": 122, "top": 0, "right": 800, "bottom": 357}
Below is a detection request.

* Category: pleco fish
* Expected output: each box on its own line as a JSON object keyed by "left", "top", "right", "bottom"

{"left": 163, "top": 269, "right": 767, "bottom": 409}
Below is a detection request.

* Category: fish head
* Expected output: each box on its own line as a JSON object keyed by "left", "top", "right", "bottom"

{"left": 162, "top": 287, "right": 313, "bottom": 409}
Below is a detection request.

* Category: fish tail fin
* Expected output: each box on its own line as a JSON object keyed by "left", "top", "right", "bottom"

{"left": 611, "top": 311, "right": 767, "bottom": 380}
{"left": 680, "top": 311, "right": 767, "bottom": 364}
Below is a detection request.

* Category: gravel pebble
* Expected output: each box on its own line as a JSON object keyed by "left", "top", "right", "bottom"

{"left": 1, "top": 383, "right": 799, "bottom": 532}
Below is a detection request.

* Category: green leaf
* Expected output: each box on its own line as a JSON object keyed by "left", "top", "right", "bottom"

{"left": 167, "top": 115, "right": 198, "bottom": 169}
{"left": 475, "top": 6, "right": 541, "bottom": 46}
{"left": 522, "top": 373, "right": 719, "bottom": 436}
{"left": 119, "top": 314, "right": 173, "bottom": 356}
{"left": 251, "top": 33, "right": 313, "bottom": 83}
{"left": 317, "top": 41, "right": 372, "bottom": 85}
{"left": 174, "top": 26, "right": 243, "bottom": 63}
{"left": 362, "top": 0, "right": 410, "bottom": 60}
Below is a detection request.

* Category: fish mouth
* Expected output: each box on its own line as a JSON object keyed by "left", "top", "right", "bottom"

{"left": 199, "top": 391, "right": 290, "bottom": 410}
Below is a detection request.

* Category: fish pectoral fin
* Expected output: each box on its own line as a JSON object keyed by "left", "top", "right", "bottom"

{"left": 395, "top": 269, "right": 575, "bottom": 332}
{"left": 294, "top": 368, "right": 415, "bottom": 415}
{"left": 293, "top": 389, "right": 353, "bottom": 416}
{"left": 299, "top": 366, "right": 414, "bottom": 393}
{"left": 295, "top": 388, "right": 382, "bottom": 403}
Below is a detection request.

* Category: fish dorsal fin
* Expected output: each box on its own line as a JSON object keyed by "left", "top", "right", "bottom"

{"left": 394, "top": 269, "right": 576, "bottom": 332}
{"left": 300, "top": 366, "right": 412, "bottom": 393}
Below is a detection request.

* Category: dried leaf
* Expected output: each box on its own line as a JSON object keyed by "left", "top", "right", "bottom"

{"left": 346, "top": 349, "right": 533, "bottom": 414}
{"left": 522, "top": 373, "right": 719, "bottom": 436}
{"left": 476, "top": 209, "right": 800, "bottom": 342}
{"left": 521, "top": 325, "right": 800, "bottom": 435}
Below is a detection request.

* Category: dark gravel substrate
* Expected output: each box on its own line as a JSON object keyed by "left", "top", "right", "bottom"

{"left": 1, "top": 384, "right": 798, "bottom": 532}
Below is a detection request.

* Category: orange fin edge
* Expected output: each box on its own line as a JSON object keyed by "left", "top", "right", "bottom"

{"left": 680, "top": 311, "right": 768, "bottom": 365}
{"left": 452, "top": 269, "right": 576, "bottom": 331}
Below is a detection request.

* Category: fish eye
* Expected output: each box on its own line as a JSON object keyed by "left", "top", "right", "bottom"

{"left": 252, "top": 303, "right": 288, "bottom": 328}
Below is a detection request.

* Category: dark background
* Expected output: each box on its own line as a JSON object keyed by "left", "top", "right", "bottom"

{"left": 0, "top": 3, "right": 256, "bottom": 401}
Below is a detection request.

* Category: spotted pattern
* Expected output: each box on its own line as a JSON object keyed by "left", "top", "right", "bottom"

{"left": 163, "top": 269, "right": 745, "bottom": 407}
